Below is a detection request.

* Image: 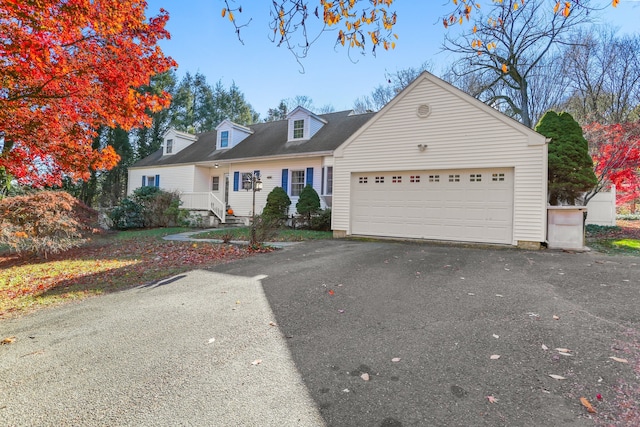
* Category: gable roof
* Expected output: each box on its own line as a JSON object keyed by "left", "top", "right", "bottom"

{"left": 335, "top": 71, "right": 547, "bottom": 157}
{"left": 131, "top": 110, "right": 375, "bottom": 168}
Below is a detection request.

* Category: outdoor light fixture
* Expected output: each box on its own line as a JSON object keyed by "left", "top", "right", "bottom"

{"left": 242, "top": 172, "right": 263, "bottom": 246}
{"left": 214, "top": 163, "right": 219, "bottom": 168}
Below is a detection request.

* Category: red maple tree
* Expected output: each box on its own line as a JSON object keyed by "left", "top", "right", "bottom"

{"left": 584, "top": 122, "right": 640, "bottom": 210}
{"left": 0, "top": 0, "right": 176, "bottom": 186}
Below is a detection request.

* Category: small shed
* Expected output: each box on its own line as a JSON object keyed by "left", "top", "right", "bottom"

{"left": 332, "top": 72, "right": 548, "bottom": 247}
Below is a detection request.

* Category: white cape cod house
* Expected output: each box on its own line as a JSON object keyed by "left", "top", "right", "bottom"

{"left": 129, "top": 72, "right": 549, "bottom": 247}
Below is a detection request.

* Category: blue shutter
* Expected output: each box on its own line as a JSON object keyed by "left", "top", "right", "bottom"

{"left": 142, "top": 176, "right": 147, "bottom": 187}
{"left": 306, "top": 167, "right": 313, "bottom": 187}
{"left": 321, "top": 167, "right": 325, "bottom": 195}
{"left": 281, "top": 169, "right": 288, "bottom": 193}
{"left": 155, "top": 174, "right": 160, "bottom": 188}
{"left": 233, "top": 172, "right": 240, "bottom": 191}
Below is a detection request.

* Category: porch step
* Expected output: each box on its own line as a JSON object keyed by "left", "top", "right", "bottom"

{"left": 220, "top": 215, "right": 245, "bottom": 228}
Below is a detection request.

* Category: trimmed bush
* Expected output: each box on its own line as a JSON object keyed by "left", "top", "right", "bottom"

{"left": 0, "top": 191, "right": 99, "bottom": 258}
{"left": 262, "top": 186, "right": 291, "bottom": 222}
{"left": 296, "top": 184, "right": 320, "bottom": 225}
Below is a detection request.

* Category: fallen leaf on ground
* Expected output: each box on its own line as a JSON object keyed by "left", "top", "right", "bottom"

{"left": 328, "top": 289, "right": 335, "bottom": 296}
{"left": 338, "top": 309, "right": 345, "bottom": 313}
{"left": 391, "top": 357, "right": 401, "bottom": 362}
{"left": 361, "top": 373, "right": 370, "bottom": 381}
{"left": 596, "top": 393, "right": 602, "bottom": 400}
{"left": 251, "top": 359, "right": 262, "bottom": 365}
{"left": 580, "top": 397, "right": 597, "bottom": 413}
{"left": 553, "top": 315, "right": 560, "bottom": 320}
{"left": 549, "top": 374, "right": 566, "bottom": 380}
{"left": 542, "top": 344, "right": 549, "bottom": 351}
{"left": 490, "top": 354, "right": 501, "bottom": 360}
{"left": 486, "top": 395, "right": 499, "bottom": 404}
{"left": 495, "top": 294, "right": 504, "bottom": 298}
{"left": 468, "top": 292, "right": 474, "bottom": 296}
{"left": 208, "top": 337, "right": 215, "bottom": 344}
{"left": 555, "top": 348, "right": 571, "bottom": 353}
{"left": 1, "top": 336, "right": 16, "bottom": 345}
{"left": 609, "top": 356, "right": 629, "bottom": 363}
{"left": 268, "top": 321, "right": 277, "bottom": 327}
{"left": 558, "top": 352, "right": 573, "bottom": 357}
{"left": 493, "top": 334, "right": 500, "bottom": 339}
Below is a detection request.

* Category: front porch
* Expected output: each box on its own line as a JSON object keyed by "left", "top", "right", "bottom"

{"left": 180, "top": 192, "right": 227, "bottom": 224}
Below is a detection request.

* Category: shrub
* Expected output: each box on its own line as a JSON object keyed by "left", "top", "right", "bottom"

{"left": 262, "top": 186, "right": 291, "bottom": 222}
{"left": 108, "top": 198, "right": 144, "bottom": 229}
{"left": 310, "top": 208, "right": 332, "bottom": 231}
{"left": 251, "top": 214, "right": 281, "bottom": 246}
{"left": 109, "top": 187, "right": 186, "bottom": 229}
{"left": 0, "top": 191, "right": 99, "bottom": 258}
{"left": 296, "top": 185, "right": 320, "bottom": 225}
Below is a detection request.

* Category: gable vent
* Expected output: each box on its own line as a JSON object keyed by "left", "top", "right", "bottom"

{"left": 417, "top": 104, "right": 431, "bottom": 119}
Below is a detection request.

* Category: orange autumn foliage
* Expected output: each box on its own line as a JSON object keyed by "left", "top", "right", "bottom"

{"left": 0, "top": 0, "right": 176, "bottom": 186}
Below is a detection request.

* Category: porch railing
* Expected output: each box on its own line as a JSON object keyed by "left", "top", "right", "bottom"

{"left": 180, "top": 192, "right": 226, "bottom": 223}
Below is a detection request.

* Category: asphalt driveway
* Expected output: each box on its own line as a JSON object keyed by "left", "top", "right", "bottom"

{"left": 2, "top": 239, "right": 640, "bottom": 426}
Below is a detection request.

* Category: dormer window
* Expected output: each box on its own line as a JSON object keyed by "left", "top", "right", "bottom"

{"left": 166, "top": 139, "right": 173, "bottom": 154}
{"left": 293, "top": 119, "right": 305, "bottom": 139}
{"left": 220, "top": 130, "right": 229, "bottom": 148}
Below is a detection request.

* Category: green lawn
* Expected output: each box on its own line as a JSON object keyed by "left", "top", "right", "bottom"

{"left": 191, "top": 227, "right": 333, "bottom": 242}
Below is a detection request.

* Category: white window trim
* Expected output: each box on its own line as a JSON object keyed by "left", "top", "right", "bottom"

{"left": 290, "top": 169, "right": 305, "bottom": 197}
{"left": 322, "top": 166, "right": 333, "bottom": 196}
{"left": 219, "top": 130, "right": 230, "bottom": 148}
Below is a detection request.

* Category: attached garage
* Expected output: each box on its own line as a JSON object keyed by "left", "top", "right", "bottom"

{"left": 350, "top": 168, "right": 514, "bottom": 244}
{"left": 332, "top": 72, "right": 549, "bottom": 247}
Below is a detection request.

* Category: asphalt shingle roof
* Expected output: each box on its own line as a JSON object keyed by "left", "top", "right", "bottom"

{"left": 131, "top": 110, "right": 375, "bottom": 168}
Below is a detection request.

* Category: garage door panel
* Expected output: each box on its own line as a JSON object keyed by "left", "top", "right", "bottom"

{"left": 351, "top": 168, "right": 514, "bottom": 244}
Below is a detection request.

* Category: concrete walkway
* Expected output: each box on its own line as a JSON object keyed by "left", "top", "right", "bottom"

{"left": 162, "top": 230, "right": 300, "bottom": 248}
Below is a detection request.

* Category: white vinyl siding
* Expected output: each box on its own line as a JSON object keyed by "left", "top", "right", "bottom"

{"left": 226, "top": 158, "right": 325, "bottom": 217}
{"left": 333, "top": 74, "right": 547, "bottom": 245}
{"left": 162, "top": 129, "right": 197, "bottom": 155}
{"left": 128, "top": 165, "right": 197, "bottom": 195}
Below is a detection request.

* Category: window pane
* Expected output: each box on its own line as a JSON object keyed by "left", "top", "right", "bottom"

{"left": 293, "top": 119, "right": 304, "bottom": 139}
{"left": 212, "top": 176, "right": 220, "bottom": 191}
{"left": 147, "top": 176, "right": 155, "bottom": 187}
{"left": 220, "top": 131, "right": 229, "bottom": 148}
{"left": 166, "top": 139, "right": 173, "bottom": 154}
{"left": 326, "top": 166, "right": 333, "bottom": 195}
{"left": 291, "top": 170, "right": 305, "bottom": 196}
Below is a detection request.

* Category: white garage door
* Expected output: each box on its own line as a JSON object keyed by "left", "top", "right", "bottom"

{"left": 350, "top": 168, "right": 514, "bottom": 244}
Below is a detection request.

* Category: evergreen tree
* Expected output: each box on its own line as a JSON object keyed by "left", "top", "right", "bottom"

{"left": 535, "top": 111, "right": 597, "bottom": 205}
{"left": 134, "top": 70, "right": 178, "bottom": 159}
{"left": 296, "top": 184, "right": 321, "bottom": 224}
{"left": 265, "top": 100, "right": 288, "bottom": 122}
{"left": 263, "top": 186, "right": 291, "bottom": 221}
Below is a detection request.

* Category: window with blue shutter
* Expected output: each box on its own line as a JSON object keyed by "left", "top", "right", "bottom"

{"left": 281, "top": 169, "right": 289, "bottom": 193}
{"left": 155, "top": 174, "right": 160, "bottom": 188}
{"left": 142, "top": 176, "right": 147, "bottom": 187}
{"left": 233, "top": 172, "right": 240, "bottom": 191}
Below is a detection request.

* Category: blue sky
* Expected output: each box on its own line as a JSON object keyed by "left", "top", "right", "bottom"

{"left": 146, "top": 1, "right": 639, "bottom": 118}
